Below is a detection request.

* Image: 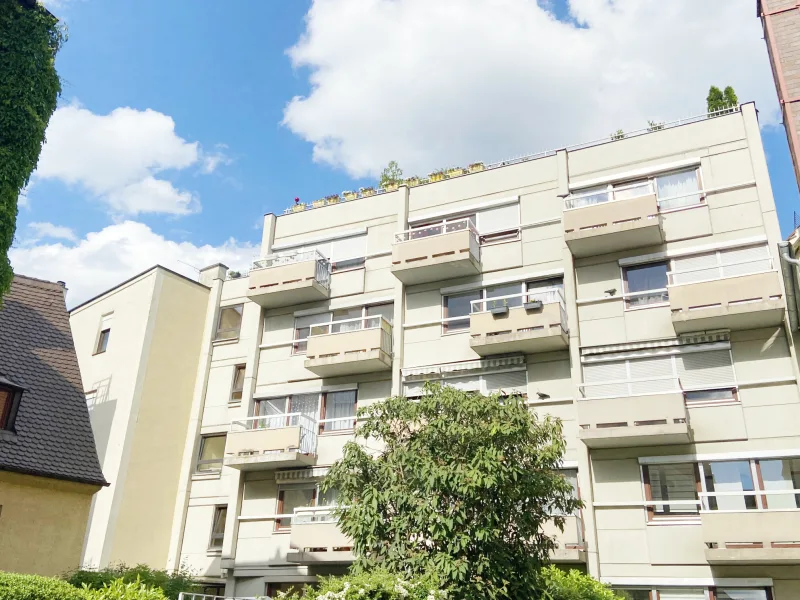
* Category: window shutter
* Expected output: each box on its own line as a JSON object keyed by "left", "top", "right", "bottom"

{"left": 582, "top": 361, "right": 628, "bottom": 399}
{"left": 657, "top": 591, "right": 707, "bottom": 600}
{"left": 403, "top": 381, "right": 427, "bottom": 397}
{"left": 484, "top": 370, "right": 527, "bottom": 395}
{"left": 677, "top": 350, "right": 734, "bottom": 390}
{"left": 331, "top": 235, "right": 366, "bottom": 261}
{"left": 720, "top": 245, "right": 771, "bottom": 277}
{"left": 442, "top": 376, "right": 481, "bottom": 392}
{"left": 628, "top": 356, "right": 676, "bottom": 395}
{"left": 671, "top": 252, "right": 719, "bottom": 284}
{"left": 478, "top": 203, "right": 519, "bottom": 233}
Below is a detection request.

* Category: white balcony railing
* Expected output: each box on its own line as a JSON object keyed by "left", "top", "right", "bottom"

{"left": 250, "top": 250, "right": 331, "bottom": 287}
{"left": 230, "top": 413, "right": 318, "bottom": 455}
{"left": 470, "top": 287, "right": 565, "bottom": 313}
{"left": 308, "top": 315, "right": 393, "bottom": 355}
{"left": 394, "top": 217, "right": 479, "bottom": 244}
{"left": 294, "top": 505, "right": 340, "bottom": 524}
{"left": 564, "top": 180, "right": 655, "bottom": 210}
{"left": 699, "top": 488, "right": 800, "bottom": 512}
{"left": 578, "top": 375, "right": 682, "bottom": 400}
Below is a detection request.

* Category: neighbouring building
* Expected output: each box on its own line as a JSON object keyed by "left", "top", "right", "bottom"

{"left": 758, "top": 0, "right": 800, "bottom": 188}
{"left": 70, "top": 266, "right": 210, "bottom": 569}
{"left": 0, "top": 275, "right": 106, "bottom": 576}
{"left": 149, "top": 102, "right": 800, "bottom": 600}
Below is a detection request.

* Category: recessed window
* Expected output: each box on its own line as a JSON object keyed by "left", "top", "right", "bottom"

{"left": 443, "top": 291, "right": 481, "bottom": 333}
{"left": 321, "top": 390, "right": 356, "bottom": 432}
{"left": 643, "top": 463, "right": 700, "bottom": 519}
{"left": 94, "top": 313, "right": 114, "bottom": 354}
{"left": 0, "top": 382, "right": 23, "bottom": 431}
{"left": 209, "top": 505, "right": 227, "bottom": 549}
{"left": 622, "top": 262, "right": 669, "bottom": 308}
{"left": 293, "top": 313, "right": 328, "bottom": 355}
{"left": 215, "top": 304, "right": 243, "bottom": 341}
{"left": 702, "top": 460, "right": 757, "bottom": 511}
{"left": 196, "top": 434, "right": 226, "bottom": 473}
{"left": 276, "top": 485, "right": 316, "bottom": 530}
{"left": 230, "top": 365, "right": 246, "bottom": 403}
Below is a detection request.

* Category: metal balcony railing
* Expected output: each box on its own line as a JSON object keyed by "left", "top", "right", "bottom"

{"left": 230, "top": 413, "right": 318, "bottom": 455}
{"left": 394, "top": 217, "right": 479, "bottom": 244}
{"left": 250, "top": 250, "right": 331, "bottom": 287}
{"left": 308, "top": 315, "right": 393, "bottom": 355}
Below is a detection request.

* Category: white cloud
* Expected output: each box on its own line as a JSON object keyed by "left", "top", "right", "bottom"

{"left": 200, "top": 144, "right": 233, "bottom": 175}
{"left": 10, "top": 221, "right": 256, "bottom": 307}
{"left": 27, "top": 221, "right": 77, "bottom": 242}
{"left": 283, "top": 0, "right": 779, "bottom": 178}
{"left": 35, "top": 104, "right": 206, "bottom": 215}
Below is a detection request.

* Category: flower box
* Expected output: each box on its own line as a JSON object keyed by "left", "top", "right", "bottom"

{"left": 360, "top": 187, "right": 376, "bottom": 197}
{"left": 468, "top": 162, "right": 485, "bottom": 173}
{"left": 429, "top": 172, "right": 445, "bottom": 182}
{"left": 312, "top": 199, "right": 326, "bottom": 208}
{"left": 343, "top": 191, "right": 358, "bottom": 201}
{"left": 405, "top": 177, "right": 420, "bottom": 187}
{"left": 446, "top": 168, "right": 465, "bottom": 178}
{"left": 291, "top": 204, "right": 306, "bottom": 213}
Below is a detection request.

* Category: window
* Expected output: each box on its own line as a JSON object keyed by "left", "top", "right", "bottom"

{"left": 478, "top": 203, "right": 520, "bottom": 243}
{"left": 215, "top": 304, "right": 243, "bottom": 341}
{"left": 255, "top": 394, "right": 319, "bottom": 429}
{"left": 404, "top": 369, "right": 527, "bottom": 398}
{"left": 702, "top": 460, "right": 757, "bottom": 511}
{"left": 614, "top": 589, "right": 768, "bottom": 600}
{"left": 266, "top": 584, "right": 306, "bottom": 598}
{"left": 293, "top": 304, "right": 393, "bottom": 354}
{"left": 715, "top": 590, "right": 769, "bottom": 600}
{"left": 643, "top": 463, "right": 699, "bottom": 519}
{"left": 209, "top": 506, "right": 227, "bottom": 549}
{"left": 94, "top": 313, "right": 113, "bottom": 354}
{"left": 410, "top": 215, "right": 476, "bottom": 240}
{"left": 276, "top": 484, "right": 316, "bottom": 529}
{"left": 278, "top": 233, "right": 367, "bottom": 273}
{"left": 196, "top": 435, "right": 226, "bottom": 473}
{"left": 321, "top": 390, "right": 356, "bottom": 432}
{"left": 443, "top": 291, "right": 480, "bottom": 333}
{"left": 230, "top": 365, "right": 246, "bottom": 403}
{"left": 759, "top": 458, "right": 800, "bottom": 509}
{"left": 293, "top": 313, "right": 329, "bottom": 355}
{"left": 623, "top": 262, "right": 669, "bottom": 308}
{"left": 0, "top": 383, "right": 23, "bottom": 431}
{"left": 566, "top": 167, "right": 703, "bottom": 212}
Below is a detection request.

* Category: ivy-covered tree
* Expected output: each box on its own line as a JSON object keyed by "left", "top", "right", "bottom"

{"left": 0, "top": 0, "right": 64, "bottom": 299}
{"left": 323, "top": 383, "right": 583, "bottom": 600}
{"left": 379, "top": 160, "right": 403, "bottom": 188}
{"left": 707, "top": 85, "right": 738, "bottom": 113}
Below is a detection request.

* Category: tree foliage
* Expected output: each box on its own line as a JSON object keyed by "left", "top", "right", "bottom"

{"left": 63, "top": 565, "right": 198, "bottom": 600}
{"left": 706, "top": 85, "right": 738, "bottom": 113}
{"left": 323, "top": 383, "right": 582, "bottom": 600}
{"left": 282, "top": 569, "right": 445, "bottom": 600}
{"left": 0, "top": 0, "right": 64, "bottom": 299}
{"left": 0, "top": 572, "right": 86, "bottom": 600}
{"left": 379, "top": 161, "right": 403, "bottom": 188}
{"left": 537, "top": 566, "right": 621, "bottom": 600}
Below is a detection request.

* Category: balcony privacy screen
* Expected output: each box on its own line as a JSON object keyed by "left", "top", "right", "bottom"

{"left": 670, "top": 244, "right": 771, "bottom": 285}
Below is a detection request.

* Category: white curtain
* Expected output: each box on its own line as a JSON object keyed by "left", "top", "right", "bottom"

{"left": 289, "top": 394, "right": 320, "bottom": 427}
{"left": 326, "top": 390, "right": 356, "bottom": 431}
{"left": 656, "top": 170, "right": 701, "bottom": 210}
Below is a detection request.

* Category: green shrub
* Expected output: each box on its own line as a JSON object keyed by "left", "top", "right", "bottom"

{"left": 282, "top": 569, "right": 445, "bottom": 600}
{"left": 538, "top": 566, "right": 623, "bottom": 600}
{"left": 63, "top": 565, "right": 197, "bottom": 600}
{"left": 0, "top": 572, "right": 86, "bottom": 600}
{"left": 82, "top": 579, "right": 168, "bottom": 600}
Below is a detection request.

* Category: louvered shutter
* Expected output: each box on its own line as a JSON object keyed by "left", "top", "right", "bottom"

{"left": 484, "top": 370, "right": 527, "bottom": 395}
{"left": 478, "top": 203, "right": 519, "bottom": 233}
{"left": 628, "top": 356, "right": 676, "bottom": 395}
{"left": 658, "top": 589, "right": 707, "bottom": 600}
{"left": 671, "top": 251, "right": 719, "bottom": 284}
{"left": 582, "top": 361, "right": 628, "bottom": 399}
{"left": 331, "top": 234, "right": 366, "bottom": 262}
{"left": 720, "top": 245, "right": 771, "bottom": 278}
{"left": 403, "top": 381, "right": 428, "bottom": 397}
{"left": 677, "top": 350, "right": 734, "bottom": 390}
{"left": 441, "top": 376, "right": 481, "bottom": 392}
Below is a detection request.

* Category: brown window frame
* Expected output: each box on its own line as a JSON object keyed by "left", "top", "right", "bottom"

{"left": 275, "top": 485, "right": 317, "bottom": 531}
{"left": 642, "top": 463, "right": 701, "bottom": 522}
{"left": 0, "top": 381, "right": 23, "bottom": 432}
{"left": 319, "top": 390, "right": 357, "bottom": 434}
{"left": 208, "top": 505, "right": 227, "bottom": 550}
{"left": 230, "top": 364, "right": 246, "bottom": 403}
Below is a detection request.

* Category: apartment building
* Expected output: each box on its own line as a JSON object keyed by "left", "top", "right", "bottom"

{"left": 146, "top": 101, "right": 800, "bottom": 600}
{"left": 70, "top": 266, "right": 210, "bottom": 568}
{"left": 0, "top": 275, "right": 106, "bottom": 576}
{"left": 758, "top": 0, "right": 800, "bottom": 188}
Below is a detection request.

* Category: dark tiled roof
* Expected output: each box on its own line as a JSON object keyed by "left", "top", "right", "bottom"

{"left": 0, "top": 275, "right": 107, "bottom": 486}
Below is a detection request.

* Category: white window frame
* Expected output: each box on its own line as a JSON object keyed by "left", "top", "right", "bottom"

{"left": 403, "top": 366, "right": 528, "bottom": 398}
{"left": 410, "top": 202, "right": 521, "bottom": 246}
{"left": 253, "top": 389, "right": 358, "bottom": 433}
{"left": 292, "top": 303, "right": 393, "bottom": 355}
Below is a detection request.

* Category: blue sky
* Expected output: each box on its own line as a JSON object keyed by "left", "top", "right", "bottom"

{"left": 12, "top": 0, "right": 800, "bottom": 304}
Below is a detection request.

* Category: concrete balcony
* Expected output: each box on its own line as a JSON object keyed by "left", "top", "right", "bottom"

{"left": 246, "top": 251, "right": 330, "bottom": 309}
{"left": 469, "top": 288, "right": 569, "bottom": 356}
{"left": 543, "top": 514, "right": 586, "bottom": 563}
{"left": 563, "top": 192, "right": 663, "bottom": 258}
{"left": 702, "top": 510, "right": 800, "bottom": 564}
{"left": 287, "top": 507, "right": 354, "bottom": 565}
{"left": 577, "top": 383, "right": 691, "bottom": 448}
{"left": 223, "top": 414, "right": 317, "bottom": 471}
{"left": 391, "top": 219, "right": 480, "bottom": 285}
{"left": 669, "top": 270, "right": 785, "bottom": 334}
{"left": 305, "top": 316, "right": 393, "bottom": 377}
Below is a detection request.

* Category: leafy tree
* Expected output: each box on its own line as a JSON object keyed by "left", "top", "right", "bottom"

{"left": 379, "top": 161, "right": 403, "bottom": 188}
{"left": 537, "top": 566, "right": 621, "bottom": 600}
{"left": 0, "top": 0, "right": 64, "bottom": 300}
{"left": 707, "top": 85, "right": 738, "bottom": 113}
{"left": 63, "top": 564, "right": 199, "bottom": 600}
{"left": 323, "top": 383, "right": 582, "bottom": 600}
{"left": 283, "top": 569, "right": 445, "bottom": 600}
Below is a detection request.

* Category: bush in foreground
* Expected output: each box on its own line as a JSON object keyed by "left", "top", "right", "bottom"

{"left": 0, "top": 572, "right": 86, "bottom": 600}
{"left": 538, "top": 566, "right": 622, "bottom": 600}
{"left": 82, "top": 579, "right": 168, "bottom": 600}
{"left": 281, "top": 569, "right": 445, "bottom": 600}
{"left": 64, "top": 565, "right": 197, "bottom": 600}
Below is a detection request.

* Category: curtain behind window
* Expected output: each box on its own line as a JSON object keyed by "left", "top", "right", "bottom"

{"left": 656, "top": 170, "right": 701, "bottom": 210}
{"left": 325, "top": 390, "right": 356, "bottom": 431}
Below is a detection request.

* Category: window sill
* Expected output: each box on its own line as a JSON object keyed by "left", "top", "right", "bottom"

{"left": 206, "top": 548, "right": 223, "bottom": 556}
{"left": 273, "top": 529, "right": 291, "bottom": 535}
{"left": 192, "top": 471, "right": 222, "bottom": 481}
{"left": 212, "top": 338, "right": 240, "bottom": 346}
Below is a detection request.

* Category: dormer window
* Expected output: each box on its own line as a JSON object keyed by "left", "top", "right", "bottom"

{"left": 0, "top": 375, "right": 24, "bottom": 431}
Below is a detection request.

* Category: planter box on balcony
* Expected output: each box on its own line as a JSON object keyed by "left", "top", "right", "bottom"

{"left": 577, "top": 392, "right": 691, "bottom": 448}
{"left": 391, "top": 228, "right": 480, "bottom": 285}
{"left": 563, "top": 194, "right": 664, "bottom": 257}
{"left": 246, "top": 256, "right": 330, "bottom": 309}
{"left": 223, "top": 426, "right": 317, "bottom": 471}
{"left": 470, "top": 303, "right": 568, "bottom": 356}
{"left": 669, "top": 270, "right": 785, "bottom": 333}
{"left": 702, "top": 511, "right": 800, "bottom": 565}
{"left": 305, "top": 321, "right": 393, "bottom": 377}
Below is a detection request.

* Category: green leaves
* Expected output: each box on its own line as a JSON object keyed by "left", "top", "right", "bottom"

{"left": 325, "top": 383, "right": 584, "bottom": 599}
{"left": 0, "top": 2, "right": 63, "bottom": 299}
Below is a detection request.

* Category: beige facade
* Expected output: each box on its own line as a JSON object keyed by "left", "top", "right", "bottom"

{"left": 0, "top": 471, "right": 100, "bottom": 576}
{"left": 70, "top": 266, "right": 210, "bottom": 569}
{"left": 146, "top": 102, "right": 800, "bottom": 599}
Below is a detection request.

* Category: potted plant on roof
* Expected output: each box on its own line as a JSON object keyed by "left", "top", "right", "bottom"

{"left": 342, "top": 190, "right": 358, "bottom": 201}
{"left": 291, "top": 198, "right": 306, "bottom": 212}
{"left": 325, "top": 194, "right": 340, "bottom": 205}
{"left": 447, "top": 167, "right": 466, "bottom": 178}
{"left": 383, "top": 181, "right": 400, "bottom": 192}
{"left": 405, "top": 176, "right": 420, "bottom": 187}
{"left": 468, "top": 162, "right": 485, "bottom": 173}
{"left": 360, "top": 186, "right": 376, "bottom": 197}
{"left": 312, "top": 198, "right": 326, "bottom": 209}
{"left": 429, "top": 169, "right": 445, "bottom": 183}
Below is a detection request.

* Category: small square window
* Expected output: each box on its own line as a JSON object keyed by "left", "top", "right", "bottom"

{"left": 230, "top": 365, "right": 246, "bottom": 402}
{"left": 196, "top": 434, "right": 226, "bottom": 473}
{"left": 215, "top": 304, "right": 243, "bottom": 341}
{"left": 209, "top": 506, "right": 227, "bottom": 549}
{"left": 95, "top": 328, "right": 111, "bottom": 354}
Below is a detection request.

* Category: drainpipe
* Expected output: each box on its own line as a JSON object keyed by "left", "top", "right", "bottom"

{"left": 778, "top": 242, "right": 799, "bottom": 332}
